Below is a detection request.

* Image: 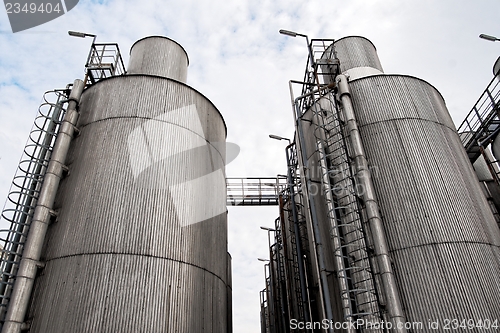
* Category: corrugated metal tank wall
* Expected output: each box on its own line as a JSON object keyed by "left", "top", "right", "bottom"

{"left": 323, "top": 36, "right": 384, "bottom": 81}
{"left": 493, "top": 135, "right": 500, "bottom": 161}
{"left": 27, "top": 37, "right": 230, "bottom": 332}
{"left": 348, "top": 74, "right": 500, "bottom": 327}
{"left": 127, "top": 36, "right": 189, "bottom": 82}
{"left": 328, "top": 36, "right": 500, "bottom": 329}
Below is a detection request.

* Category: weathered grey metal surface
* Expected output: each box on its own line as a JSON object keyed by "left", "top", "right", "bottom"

{"left": 27, "top": 74, "right": 229, "bottom": 332}
{"left": 348, "top": 74, "right": 500, "bottom": 330}
{"left": 331, "top": 36, "right": 384, "bottom": 75}
{"left": 128, "top": 36, "right": 189, "bottom": 82}
{"left": 493, "top": 134, "right": 500, "bottom": 161}
{"left": 494, "top": 56, "right": 500, "bottom": 77}
{"left": 473, "top": 149, "right": 499, "bottom": 181}
{"left": 2, "top": 80, "right": 85, "bottom": 333}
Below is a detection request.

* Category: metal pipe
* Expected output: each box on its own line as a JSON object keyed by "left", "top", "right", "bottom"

{"left": 2, "top": 79, "right": 84, "bottom": 333}
{"left": 289, "top": 81, "right": 335, "bottom": 332}
{"left": 335, "top": 74, "right": 407, "bottom": 332}
{"left": 316, "top": 140, "right": 355, "bottom": 331}
{"left": 0, "top": 94, "right": 65, "bottom": 305}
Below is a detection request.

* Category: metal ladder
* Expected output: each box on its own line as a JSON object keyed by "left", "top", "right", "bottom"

{"left": 297, "top": 38, "right": 383, "bottom": 329}
{"left": 310, "top": 92, "right": 383, "bottom": 327}
{"left": 0, "top": 88, "right": 69, "bottom": 322}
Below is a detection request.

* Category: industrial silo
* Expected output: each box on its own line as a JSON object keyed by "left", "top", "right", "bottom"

{"left": 17, "top": 36, "right": 230, "bottom": 332}
{"left": 274, "top": 35, "right": 500, "bottom": 333}
{"left": 326, "top": 36, "right": 500, "bottom": 330}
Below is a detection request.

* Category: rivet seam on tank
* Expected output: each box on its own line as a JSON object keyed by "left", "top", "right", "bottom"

{"left": 127, "top": 104, "right": 239, "bottom": 226}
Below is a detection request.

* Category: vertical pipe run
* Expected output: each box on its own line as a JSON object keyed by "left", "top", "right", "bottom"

{"left": 2, "top": 79, "right": 84, "bottom": 333}
{"left": 289, "top": 81, "right": 335, "bottom": 332}
{"left": 316, "top": 140, "right": 355, "bottom": 332}
{"left": 0, "top": 95, "right": 65, "bottom": 309}
{"left": 335, "top": 74, "right": 407, "bottom": 332}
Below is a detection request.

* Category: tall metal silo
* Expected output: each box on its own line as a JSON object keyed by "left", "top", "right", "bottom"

{"left": 328, "top": 36, "right": 500, "bottom": 330}
{"left": 20, "top": 36, "right": 230, "bottom": 332}
{"left": 270, "top": 35, "right": 500, "bottom": 333}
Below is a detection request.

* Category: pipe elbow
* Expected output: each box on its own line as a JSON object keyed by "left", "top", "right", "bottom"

{"left": 336, "top": 74, "right": 351, "bottom": 98}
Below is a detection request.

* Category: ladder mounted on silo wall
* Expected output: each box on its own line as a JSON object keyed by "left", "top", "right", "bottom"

{"left": 293, "top": 38, "right": 384, "bottom": 328}
{"left": 0, "top": 88, "right": 70, "bottom": 323}
{"left": 0, "top": 39, "right": 127, "bottom": 321}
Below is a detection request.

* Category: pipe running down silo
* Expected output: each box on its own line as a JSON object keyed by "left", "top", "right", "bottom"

{"left": 280, "top": 36, "right": 500, "bottom": 333}
{"left": 329, "top": 36, "right": 500, "bottom": 332}
{"left": 335, "top": 74, "right": 406, "bottom": 332}
{"left": 19, "top": 37, "right": 230, "bottom": 333}
{"left": 2, "top": 79, "right": 85, "bottom": 333}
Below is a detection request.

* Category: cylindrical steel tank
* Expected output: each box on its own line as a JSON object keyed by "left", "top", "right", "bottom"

{"left": 26, "top": 37, "right": 230, "bottom": 332}
{"left": 473, "top": 149, "right": 499, "bottom": 181}
{"left": 322, "top": 36, "right": 384, "bottom": 81}
{"left": 493, "top": 134, "right": 500, "bottom": 161}
{"left": 127, "top": 36, "right": 189, "bottom": 82}
{"left": 330, "top": 36, "right": 500, "bottom": 329}
{"left": 308, "top": 36, "right": 500, "bottom": 331}
{"left": 348, "top": 73, "right": 500, "bottom": 327}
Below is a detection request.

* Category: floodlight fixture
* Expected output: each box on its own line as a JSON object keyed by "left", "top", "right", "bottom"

{"left": 279, "top": 29, "right": 314, "bottom": 68}
{"left": 68, "top": 31, "right": 96, "bottom": 38}
{"left": 479, "top": 34, "right": 499, "bottom": 42}
{"left": 279, "top": 29, "right": 298, "bottom": 37}
{"left": 269, "top": 134, "right": 291, "bottom": 144}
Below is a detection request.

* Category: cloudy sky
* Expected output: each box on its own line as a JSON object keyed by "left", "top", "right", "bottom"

{"left": 0, "top": 0, "right": 499, "bottom": 332}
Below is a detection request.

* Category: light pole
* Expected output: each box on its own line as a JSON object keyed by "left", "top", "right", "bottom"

{"left": 260, "top": 226, "right": 276, "bottom": 250}
{"left": 68, "top": 30, "right": 97, "bottom": 85}
{"left": 479, "top": 34, "right": 500, "bottom": 77}
{"left": 68, "top": 30, "right": 97, "bottom": 44}
{"left": 279, "top": 29, "right": 315, "bottom": 69}
{"left": 269, "top": 134, "right": 291, "bottom": 145}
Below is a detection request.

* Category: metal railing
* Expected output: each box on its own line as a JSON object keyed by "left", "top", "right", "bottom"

{"left": 85, "top": 43, "right": 126, "bottom": 84}
{"left": 0, "top": 89, "right": 69, "bottom": 322}
{"left": 457, "top": 75, "right": 500, "bottom": 164}
{"left": 226, "top": 177, "right": 287, "bottom": 206}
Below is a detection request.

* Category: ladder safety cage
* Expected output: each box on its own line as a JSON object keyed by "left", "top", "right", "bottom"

{"left": 0, "top": 88, "right": 70, "bottom": 321}
{"left": 312, "top": 93, "right": 384, "bottom": 326}
{"left": 259, "top": 142, "right": 314, "bottom": 332}
{"left": 300, "top": 38, "right": 339, "bottom": 109}
{"left": 85, "top": 42, "right": 127, "bottom": 85}
{"left": 292, "top": 38, "right": 385, "bottom": 329}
